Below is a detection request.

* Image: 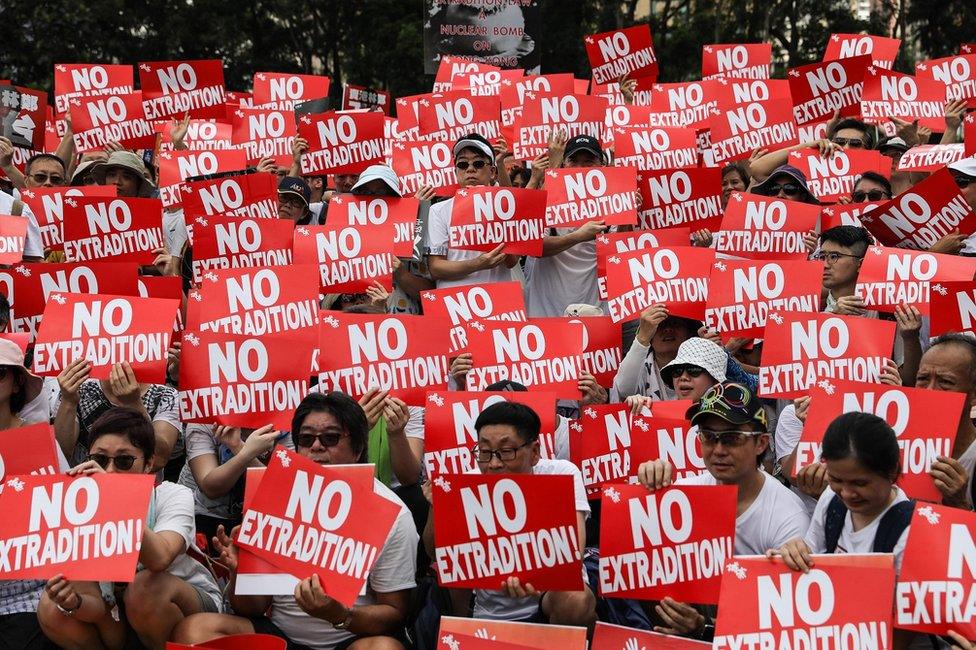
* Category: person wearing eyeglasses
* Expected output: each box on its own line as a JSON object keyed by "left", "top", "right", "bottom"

{"left": 22, "top": 153, "right": 68, "bottom": 189}
{"left": 814, "top": 225, "right": 873, "bottom": 317}
{"left": 750, "top": 164, "right": 820, "bottom": 205}
{"left": 844, "top": 171, "right": 892, "bottom": 205}
{"left": 658, "top": 338, "right": 727, "bottom": 402}
{"left": 38, "top": 407, "right": 222, "bottom": 650}
{"left": 826, "top": 117, "right": 875, "bottom": 151}
{"left": 636, "top": 382, "right": 809, "bottom": 639}
{"left": 425, "top": 133, "right": 521, "bottom": 289}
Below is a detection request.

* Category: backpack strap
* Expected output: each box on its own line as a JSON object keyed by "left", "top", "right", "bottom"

{"left": 10, "top": 199, "right": 23, "bottom": 217}
{"left": 824, "top": 494, "right": 847, "bottom": 554}
{"left": 872, "top": 499, "right": 915, "bottom": 553}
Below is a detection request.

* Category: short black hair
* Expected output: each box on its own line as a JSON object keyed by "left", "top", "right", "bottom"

{"left": 721, "top": 162, "right": 749, "bottom": 185}
{"left": 475, "top": 401, "right": 540, "bottom": 444}
{"left": 928, "top": 334, "right": 976, "bottom": 388}
{"left": 291, "top": 392, "right": 369, "bottom": 462}
{"left": 854, "top": 171, "right": 892, "bottom": 196}
{"left": 89, "top": 407, "right": 156, "bottom": 462}
{"left": 829, "top": 118, "right": 875, "bottom": 148}
{"left": 25, "top": 153, "right": 66, "bottom": 176}
{"left": 819, "top": 225, "right": 873, "bottom": 256}
{"left": 821, "top": 411, "right": 901, "bottom": 481}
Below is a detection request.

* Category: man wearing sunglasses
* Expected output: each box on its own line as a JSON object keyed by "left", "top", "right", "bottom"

{"left": 426, "top": 133, "right": 521, "bottom": 289}
{"left": 636, "top": 382, "right": 809, "bottom": 639}
{"left": 22, "top": 153, "right": 68, "bottom": 189}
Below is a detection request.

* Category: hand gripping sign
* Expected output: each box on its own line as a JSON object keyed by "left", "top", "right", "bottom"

{"left": 53, "top": 63, "right": 134, "bottom": 115}
{"left": 61, "top": 196, "right": 164, "bottom": 265}
{"left": 33, "top": 293, "right": 179, "bottom": 383}
{"left": 612, "top": 126, "right": 699, "bottom": 170}
{"left": 709, "top": 97, "right": 799, "bottom": 164}
{"left": 326, "top": 195, "right": 420, "bottom": 259}
{"left": 595, "top": 229, "right": 692, "bottom": 300}
{"left": 792, "top": 379, "right": 963, "bottom": 503}
{"left": 419, "top": 281, "right": 527, "bottom": 354}
{"left": 19, "top": 185, "right": 116, "bottom": 252}
{"left": 297, "top": 110, "right": 386, "bottom": 175}
{"left": 156, "top": 149, "right": 249, "bottom": 208}
{"left": 598, "top": 484, "right": 736, "bottom": 603}
{"left": 585, "top": 25, "right": 659, "bottom": 85}
{"left": 592, "top": 623, "right": 711, "bottom": 649}
{"left": 916, "top": 54, "right": 976, "bottom": 107}
{"left": 0, "top": 424, "right": 60, "bottom": 485}
{"left": 824, "top": 33, "right": 901, "bottom": 70}
{"left": 438, "top": 616, "right": 587, "bottom": 650}
{"left": 292, "top": 223, "right": 396, "bottom": 293}
{"left": 181, "top": 173, "right": 279, "bottom": 221}
{"left": 0, "top": 473, "right": 153, "bottom": 581}
{"left": 896, "top": 503, "right": 976, "bottom": 638}
{"left": 464, "top": 318, "right": 585, "bottom": 398}
{"left": 316, "top": 313, "right": 452, "bottom": 405}
{"left": 191, "top": 216, "right": 294, "bottom": 285}
{"left": 787, "top": 55, "right": 871, "bottom": 125}
{"left": 861, "top": 168, "right": 976, "bottom": 250}
{"left": 432, "top": 473, "right": 583, "bottom": 591}
{"left": 252, "top": 72, "right": 331, "bottom": 111}
{"left": 702, "top": 43, "right": 772, "bottom": 80}
{"left": 416, "top": 93, "right": 501, "bottom": 143}
{"left": 70, "top": 92, "right": 155, "bottom": 152}
{"left": 449, "top": 187, "right": 547, "bottom": 256}
{"left": 930, "top": 280, "right": 976, "bottom": 337}
{"left": 422, "top": 391, "right": 558, "bottom": 476}
{"left": 178, "top": 329, "right": 315, "bottom": 431}
{"left": 0, "top": 215, "right": 28, "bottom": 265}
{"left": 705, "top": 260, "right": 823, "bottom": 340}
{"left": 758, "top": 311, "right": 895, "bottom": 399}
{"left": 855, "top": 246, "right": 976, "bottom": 315}
{"left": 712, "top": 554, "right": 896, "bottom": 650}
{"left": 713, "top": 192, "right": 821, "bottom": 260}
{"left": 788, "top": 148, "right": 890, "bottom": 204}
{"left": 604, "top": 246, "right": 714, "bottom": 324}
{"left": 391, "top": 140, "right": 459, "bottom": 197}
{"left": 138, "top": 59, "right": 227, "bottom": 120}
{"left": 513, "top": 94, "right": 608, "bottom": 160}
{"left": 234, "top": 447, "right": 400, "bottom": 607}
{"left": 231, "top": 106, "right": 297, "bottom": 165}
{"left": 860, "top": 68, "right": 948, "bottom": 132}
{"left": 543, "top": 167, "right": 638, "bottom": 229}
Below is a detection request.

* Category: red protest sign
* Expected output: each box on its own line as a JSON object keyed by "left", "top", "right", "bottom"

{"left": 612, "top": 126, "right": 698, "bottom": 170}
{"left": 435, "top": 633, "right": 537, "bottom": 650}
{"left": 138, "top": 59, "right": 227, "bottom": 120}
{"left": 513, "top": 94, "right": 607, "bottom": 160}
{"left": 416, "top": 93, "right": 501, "bottom": 143}
{"left": 573, "top": 316, "right": 622, "bottom": 388}
{"left": 500, "top": 74, "right": 576, "bottom": 137}
{"left": 235, "top": 447, "right": 399, "bottom": 607}
{"left": 568, "top": 405, "right": 655, "bottom": 495}
{"left": 235, "top": 467, "right": 295, "bottom": 595}
{"left": 714, "top": 192, "right": 820, "bottom": 260}
{"left": 390, "top": 140, "right": 458, "bottom": 197}
{"left": 70, "top": 92, "right": 155, "bottom": 152}
{"left": 788, "top": 55, "right": 870, "bottom": 125}
{"left": 637, "top": 168, "right": 723, "bottom": 231}
{"left": 7, "top": 262, "right": 138, "bottom": 339}
{"left": 433, "top": 56, "right": 501, "bottom": 93}
{"left": 967, "top": 114, "right": 976, "bottom": 157}
{"left": 342, "top": 84, "right": 391, "bottom": 114}
{"left": 930, "top": 280, "right": 976, "bottom": 336}
{"left": 705, "top": 260, "right": 823, "bottom": 339}
{"left": 292, "top": 223, "right": 395, "bottom": 292}
{"left": 585, "top": 25, "right": 658, "bottom": 85}
{"left": 713, "top": 555, "right": 895, "bottom": 648}
{"left": 824, "top": 34, "right": 901, "bottom": 69}
{"left": 896, "top": 503, "right": 976, "bottom": 638}
{"left": 326, "top": 195, "right": 419, "bottom": 258}
{"left": 19, "top": 185, "right": 116, "bottom": 252}
{"left": 433, "top": 472, "right": 583, "bottom": 591}
{"left": 635, "top": 415, "right": 706, "bottom": 481}
{"left": 544, "top": 167, "right": 637, "bottom": 229}
{"left": 191, "top": 216, "right": 294, "bottom": 284}
{"left": 156, "top": 149, "right": 248, "bottom": 208}
{"left": 297, "top": 111, "right": 385, "bottom": 175}
{"left": 1, "top": 85, "right": 48, "bottom": 151}
{"left": 793, "top": 379, "right": 963, "bottom": 502}
{"left": 788, "top": 148, "right": 890, "bottom": 203}
{"left": 709, "top": 78, "right": 792, "bottom": 109}
{"left": 179, "top": 329, "right": 314, "bottom": 430}
{"left": 453, "top": 69, "right": 524, "bottom": 96}
{"left": 53, "top": 63, "right": 134, "bottom": 115}
{"left": 231, "top": 106, "right": 296, "bottom": 164}
{"left": 595, "top": 229, "right": 691, "bottom": 299}
{"left": 422, "top": 390, "right": 557, "bottom": 475}
{"left": 0, "top": 215, "right": 29, "bottom": 265}
{"left": 0, "top": 424, "right": 59, "bottom": 482}
{"left": 916, "top": 54, "right": 976, "bottom": 107}
{"left": 316, "top": 313, "right": 451, "bottom": 405}
{"left": 604, "top": 246, "right": 713, "bottom": 323}
{"left": 419, "top": 281, "right": 526, "bottom": 353}
{"left": 860, "top": 67, "right": 947, "bottom": 132}
{"left": 33, "top": 293, "right": 178, "bottom": 382}
{"left": 819, "top": 201, "right": 884, "bottom": 231}
{"left": 592, "top": 623, "right": 711, "bottom": 649}
{"left": 137, "top": 275, "right": 184, "bottom": 332}
{"left": 855, "top": 246, "right": 976, "bottom": 314}
{"left": 598, "top": 484, "right": 736, "bottom": 603}
{"left": 861, "top": 168, "right": 976, "bottom": 250}
{"left": 252, "top": 72, "right": 330, "bottom": 111}
{"left": 61, "top": 196, "right": 164, "bottom": 265}
{"left": 166, "top": 634, "right": 287, "bottom": 650}
{"left": 449, "top": 187, "right": 546, "bottom": 256}
{"left": 181, "top": 173, "right": 279, "bottom": 220}
{"left": 702, "top": 44, "right": 772, "bottom": 80}
{"left": 898, "top": 144, "right": 969, "bottom": 172}
{"left": 0, "top": 473, "right": 153, "bottom": 581}
{"left": 709, "top": 98, "right": 799, "bottom": 163}
{"left": 464, "top": 318, "right": 585, "bottom": 398}
{"left": 439, "top": 617, "right": 587, "bottom": 649}
{"left": 758, "top": 311, "right": 895, "bottom": 399}
{"left": 645, "top": 81, "right": 718, "bottom": 130}
{"left": 156, "top": 119, "right": 234, "bottom": 152}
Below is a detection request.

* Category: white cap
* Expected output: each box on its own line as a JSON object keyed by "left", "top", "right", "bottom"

{"left": 660, "top": 338, "right": 728, "bottom": 388}
{"left": 349, "top": 164, "right": 403, "bottom": 197}
{"left": 949, "top": 157, "right": 976, "bottom": 178}
{"left": 452, "top": 134, "right": 494, "bottom": 160}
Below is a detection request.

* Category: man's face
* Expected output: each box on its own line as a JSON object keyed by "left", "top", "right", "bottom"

{"left": 697, "top": 414, "right": 767, "bottom": 484}
{"left": 294, "top": 410, "right": 361, "bottom": 465}
{"left": 334, "top": 174, "right": 359, "bottom": 193}
{"left": 476, "top": 423, "right": 539, "bottom": 474}
{"left": 26, "top": 158, "right": 65, "bottom": 188}
{"left": 832, "top": 127, "right": 868, "bottom": 150}
{"left": 819, "top": 240, "right": 863, "bottom": 290}
{"left": 953, "top": 173, "right": 976, "bottom": 210}
{"left": 916, "top": 344, "right": 976, "bottom": 411}
{"left": 563, "top": 150, "right": 601, "bottom": 168}
{"left": 455, "top": 149, "right": 495, "bottom": 187}
{"left": 277, "top": 193, "right": 308, "bottom": 221}
{"left": 104, "top": 167, "right": 142, "bottom": 197}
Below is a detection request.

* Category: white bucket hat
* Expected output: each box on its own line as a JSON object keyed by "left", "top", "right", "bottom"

{"left": 350, "top": 164, "right": 403, "bottom": 197}
{"left": 660, "top": 337, "right": 728, "bottom": 388}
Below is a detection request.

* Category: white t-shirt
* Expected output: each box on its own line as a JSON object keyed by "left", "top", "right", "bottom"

{"left": 472, "top": 459, "right": 590, "bottom": 620}
{"left": 525, "top": 230, "right": 600, "bottom": 318}
{"left": 151, "top": 482, "right": 223, "bottom": 610}
{"left": 0, "top": 191, "right": 43, "bottom": 258}
{"left": 773, "top": 404, "right": 819, "bottom": 515}
{"left": 426, "top": 197, "right": 516, "bottom": 289}
{"left": 679, "top": 470, "right": 810, "bottom": 555}
{"left": 804, "top": 486, "right": 910, "bottom": 572}
{"left": 269, "top": 480, "right": 418, "bottom": 649}
{"left": 163, "top": 208, "right": 189, "bottom": 256}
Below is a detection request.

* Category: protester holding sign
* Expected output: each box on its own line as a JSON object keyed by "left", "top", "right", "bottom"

{"left": 611, "top": 306, "right": 698, "bottom": 402}
{"left": 92, "top": 150, "right": 155, "bottom": 198}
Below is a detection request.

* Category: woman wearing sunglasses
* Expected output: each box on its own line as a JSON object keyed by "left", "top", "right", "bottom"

{"left": 659, "top": 338, "right": 728, "bottom": 402}
{"left": 37, "top": 407, "right": 222, "bottom": 650}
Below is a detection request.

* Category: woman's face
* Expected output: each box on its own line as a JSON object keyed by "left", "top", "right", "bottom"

{"left": 0, "top": 366, "right": 17, "bottom": 405}
{"left": 825, "top": 455, "right": 895, "bottom": 518}
{"left": 851, "top": 177, "right": 890, "bottom": 204}
{"left": 88, "top": 433, "right": 151, "bottom": 474}
{"left": 721, "top": 170, "right": 747, "bottom": 206}
{"left": 671, "top": 366, "right": 717, "bottom": 401}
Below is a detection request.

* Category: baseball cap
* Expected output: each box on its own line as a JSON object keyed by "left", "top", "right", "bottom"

{"left": 350, "top": 164, "right": 403, "bottom": 197}
{"left": 278, "top": 176, "right": 311, "bottom": 206}
{"left": 564, "top": 303, "right": 604, "bottom": 317}
{"left": 453, "top": 133, "right": 495, "bottom": 160}
{"left": 687, "top": 382, "right": 768, "bottom": 431}
{"left": 564, "top": 135, "right": 603, "bottom": 161}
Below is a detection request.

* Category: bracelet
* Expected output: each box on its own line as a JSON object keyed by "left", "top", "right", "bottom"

{"left": 333, "top": 607, "right": 354, "bottom": 630}
{"left": 56, "top": 592, "right": 83, "bottom": 616}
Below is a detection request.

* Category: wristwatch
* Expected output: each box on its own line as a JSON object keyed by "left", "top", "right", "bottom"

{"left": 57, "top": 593, "right": 83, "bottom": 617}
{"left": 333, "top": 607, "right": 353, "bottom": 630}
